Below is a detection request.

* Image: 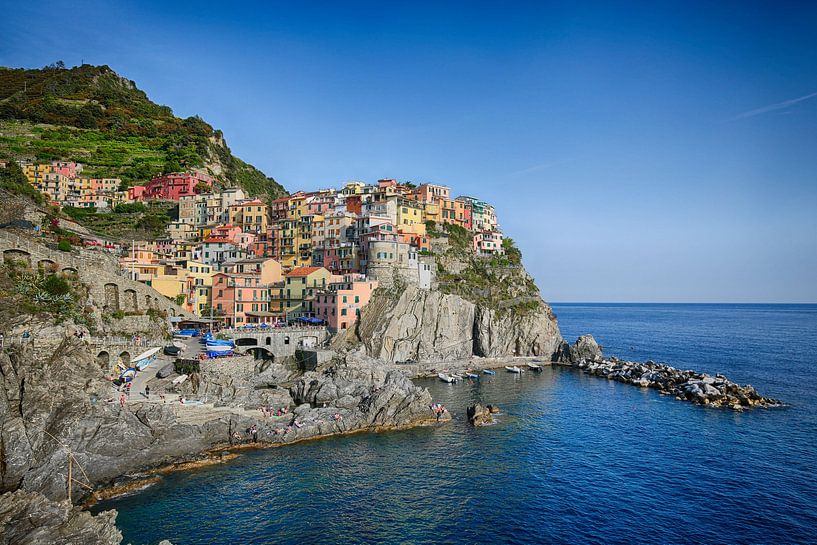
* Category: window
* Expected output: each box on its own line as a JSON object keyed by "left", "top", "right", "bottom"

{"left": 355, "top": 296, "right": 359, "bottom": 303}
{"left": 342, "top": 295, "right": 347, "bottom": 303}
{"left": 341, "top": 308, "right": 347, "bottom": 316}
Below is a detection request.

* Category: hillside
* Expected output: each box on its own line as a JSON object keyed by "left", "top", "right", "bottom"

{"left": 0, "top": 63, "right": 287, "bottom": 200}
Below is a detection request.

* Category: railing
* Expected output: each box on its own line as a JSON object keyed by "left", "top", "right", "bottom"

{"left": 87, "top": 336, "right": 158, "bottom": 348}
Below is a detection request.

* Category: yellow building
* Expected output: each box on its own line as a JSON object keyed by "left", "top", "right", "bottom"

{"left": 283, "top": 266, "right": 332, "bottom": 316}
{"left": 229, "top": 199, "right": 269, "bottom": 234}
{"left": 395, "top": 197, "right": 426, "bottom": 236}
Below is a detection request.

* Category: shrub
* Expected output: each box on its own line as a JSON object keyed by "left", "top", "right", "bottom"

{"left": 57, "top": 240, "right": 71, "bottom": 252}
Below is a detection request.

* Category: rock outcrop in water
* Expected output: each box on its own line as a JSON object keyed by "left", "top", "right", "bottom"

{"left": 566, "top": 336, "right": 781, "bottom": 409}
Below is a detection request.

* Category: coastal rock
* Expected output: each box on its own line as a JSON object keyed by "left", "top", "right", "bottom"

{"left": 574, "top": 356, "right": 782, "bottom": 410}
{"left": 0, "top": 489, "right": 122, "bottom": 545}
{"left": 351, "top": 285, "right": 565, "bottom": 363}
{"left": 466, "top": 404, "right": 493, "bottom": 426}
{"left": 570, "top": 334, "right": 603, "bottom": 363}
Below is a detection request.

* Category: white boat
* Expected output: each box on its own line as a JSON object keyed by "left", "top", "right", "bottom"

{"left": 438, "top": 373, "right": 457, "bottom": 383}
{"left": 172, "top": 374, "right": 189, "bottom": 385}
{"left": 505, "top": 366, "right": 522, "bottom": 373}
{"left": 206, "top": 344, "right": 232, "bottom": 353}
{"left": 527, "top": 362, "right": 542, "bottom": 371}
{"left": 132, "top": 347, "right": 161, "bottom": 371}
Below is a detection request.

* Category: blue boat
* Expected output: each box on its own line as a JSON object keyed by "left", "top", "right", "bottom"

{"left": 483, "top": 369, "right": 496, "bottom": 375}
{"left": 466, "top": 373, "right": 480, "bottom": 379}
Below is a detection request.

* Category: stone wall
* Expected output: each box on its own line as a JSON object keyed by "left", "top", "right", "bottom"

{"left": 0, "top": 230, "right": 194, "bottom": 330}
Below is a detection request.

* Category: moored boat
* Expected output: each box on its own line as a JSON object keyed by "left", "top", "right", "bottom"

{"left": 527, "top": 362, "right": 542, "bottom": 371}
{"left": 438, "top": 373, "right": 457, "bottom": 383}
{"left": 505, "top": 366, "right": 522, "bottom": 373}
{"left": 465, "top": 372, "right": 480, "bottom": 379}
{"left": 483, "top": 369, "right": 496, "bottom": 375}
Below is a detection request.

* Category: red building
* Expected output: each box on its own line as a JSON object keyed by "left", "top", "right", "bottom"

{"left": 142, "top": 172, "right": 213, "bottom": 201}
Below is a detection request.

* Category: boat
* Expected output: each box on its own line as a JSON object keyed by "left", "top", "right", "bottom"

{"left": 438, "top": 373, "right": 457, "bottom": 383}
{"left": 527, "top": 362, "right": 543, "bottom": 371}
{"left": 118, "top": 368, "right": 136, "bottom": 382}
{"left": 132, "top": 347, "right": 161, "bottom": 371}
{"left": 505, "top": 366, "right": 522, "bottom": 373}
{"left": 171, "top": 374, "right": 189, "bottom": 385}
{"left": 206, "top": 344, "right": 233, "bottom": 353}
{"left": 483, "top": 369, "right": 496, "bottom": 375}
{"left": 465, "top": 372, "right": 480, "bottom": 379}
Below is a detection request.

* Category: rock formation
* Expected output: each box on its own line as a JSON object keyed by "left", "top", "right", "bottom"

{"left": 0, "top": 322, "right": 444, "bottom": 506}
{"left": 0, "top": 490, "right": 122, "bottom": 545}
{"left": 350, "top": 285, "right": 565, "bottom": 363}
{"left": 570, "top": 356, "right": 782, "bottom": 409}
{"left": 570, "top": 334, "right": 603, "bottom": 363}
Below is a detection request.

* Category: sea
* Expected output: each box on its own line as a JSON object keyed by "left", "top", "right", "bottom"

{"left": 93, "top": 303, "right": 817, "bottom": 545}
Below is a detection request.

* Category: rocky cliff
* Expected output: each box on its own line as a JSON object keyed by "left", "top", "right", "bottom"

{"left": 351, "top": 285, "right": 565, "bottom": 363}
{"left": 0, "top": 321, "right": 443, "bottom": 506}
{"left": 343, "top": 228, "right": 568, "bottom": 363}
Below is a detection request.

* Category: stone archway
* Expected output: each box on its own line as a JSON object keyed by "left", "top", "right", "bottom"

{"left": 37, "top": 259, "right": 57, "bottom": 272}
{"left": 97, "top": 351, "right": 110, "bottom": 370}
{"left": 122, "top": 289, "right": 138, "bottom": 312}
{"left": 118, "top": 351, "right": 131, "bottom": 368}
{"left": 246, "top": 347, "right": 275, "bottom": 361}
{"left": 103, "top": 283, "right": 119, "bottom": 312}
{"left": 235, "top": 337, "right": 258, "bottom": 347}
{"left": 145, "top": 295, "right": 154, "bottom": 309}
{"left": 3, "top": 249, "right": 31, "bottom": 268}
{"left": 62, "top": 267, "right": 79, "bottom": 276}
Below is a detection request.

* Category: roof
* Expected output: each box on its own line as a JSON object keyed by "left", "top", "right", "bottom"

{"left": 287, "top": 267, "right": 325, "bottom": 277}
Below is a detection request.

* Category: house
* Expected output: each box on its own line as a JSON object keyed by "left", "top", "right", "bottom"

{"left": 282, "top": 266, "right": 332, "bottom": 318}
{"left": 142, "top": 171, "right": 213, "bottom": 200}
{"left": 313, "top": 275, "right": 379, "bottom": 331}
{"left": 473, "top": 230, "right": 504, "bottom": 256}
{"left": 229, "top": 199, "right": 269, "bottom": 234}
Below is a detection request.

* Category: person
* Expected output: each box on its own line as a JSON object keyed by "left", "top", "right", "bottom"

{"left": 119, "top": 394, "right": 126, "bottom": 408}
{"left": 231, "top": 430, "right": 242, "bottom": 446}
{"left": 126, "top": 382, "right": 132, "bottom": 397}
{"left": 250, "top": 425, "right": 258, "bottom": 442}
{"left": 144, "top": 385, "right": 150, "bottom": 398}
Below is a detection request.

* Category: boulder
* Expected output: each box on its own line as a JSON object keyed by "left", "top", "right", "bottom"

{"left": 466, "top": 404, "right": 493, "bottom": 426}
{"left": 570, "top": 335, "right": 603, "bottom": 363}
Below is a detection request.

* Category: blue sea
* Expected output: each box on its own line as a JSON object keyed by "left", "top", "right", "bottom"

{"left": 94, "top": 304, "right": 817, "bottom": 544}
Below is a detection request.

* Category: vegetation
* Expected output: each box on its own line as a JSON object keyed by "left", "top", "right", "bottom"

{"left": 63, "top": 201, "right": 177, "bottom": 239}
{"left": 0, "top": 260, "right": 89, "bottom": 324}
{"left": 426, "top": 222, "right": 540, "bottom": 316}
{"left": 0, "top": 159, "right": 43, "bottom": 203}
{"left": 0, "top": 64, "right": 288, "bottom": 199}
{"left": 57, "top": 239, "right": 71, "bottom": 252}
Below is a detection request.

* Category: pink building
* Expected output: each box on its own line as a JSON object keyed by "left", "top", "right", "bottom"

{"left": 128, "top": 185, "right": 146, "bottom": 201}
{"left": 473, "top": 230, "right": 504, "bottom": 256}
{"left": 313, "top": 275, "right": 379, "bottom": 331}
{"left": 143, "top": 172, "right": 213, "bottom": 200}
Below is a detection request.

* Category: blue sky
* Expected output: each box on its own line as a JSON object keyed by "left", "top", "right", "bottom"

{"left": 2, "top": 1, "right": 816, "bottom": 302}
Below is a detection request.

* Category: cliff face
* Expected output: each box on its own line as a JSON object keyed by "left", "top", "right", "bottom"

{"left": 353, "top": 286, "right": 565, "bottom": 363}
{"left": 344, "top": 227, "right": 568, "bottom": 363}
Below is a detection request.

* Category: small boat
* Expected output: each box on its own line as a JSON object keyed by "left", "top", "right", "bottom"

{"left": 438, "top": 373, "right": 457, "bottom": 383}
{"left": 171, "top": 374, "right": 189, "bottom": 385}
{"left": 132, "top": 347, "right": 161, "bottom": 371}
{"left": 527, "top": 362, "right": 543, "bottom": 371}
{"left": 206, "top": 344, "right": 233, "bottom": 352}
{"left": 483, "top": 369, "right": 496, "bottom": 375}
{"left": 465, "top": 372, "right": 480, "bottom": 379}
{"left": 505, "top": 366, "right": 522, "bottom": 373}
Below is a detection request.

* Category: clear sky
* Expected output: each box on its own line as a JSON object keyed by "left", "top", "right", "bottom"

{"left": 2, "top": 1, "right": 816, "bottom": 302}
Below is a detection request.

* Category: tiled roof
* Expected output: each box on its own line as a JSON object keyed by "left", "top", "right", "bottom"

{"left": 287, "top": 267, "right": 324, "bottom": 277}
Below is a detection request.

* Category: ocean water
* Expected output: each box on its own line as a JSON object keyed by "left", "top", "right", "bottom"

{"left": 94, "top": 304, "right": 817, "bottom": 544}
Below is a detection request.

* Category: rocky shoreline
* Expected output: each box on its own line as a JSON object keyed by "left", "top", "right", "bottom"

{"left": 566, "top": 335, "right": 783, "bottom": 410}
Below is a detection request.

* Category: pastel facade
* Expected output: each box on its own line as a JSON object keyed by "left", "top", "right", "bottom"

{"left": 313, "top": 275, "right": 379, "bottom": 331}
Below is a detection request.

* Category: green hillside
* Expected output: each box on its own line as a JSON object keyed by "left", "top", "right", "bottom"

{"left": 0, "top": 63, "right": 287, "bottom": 200}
